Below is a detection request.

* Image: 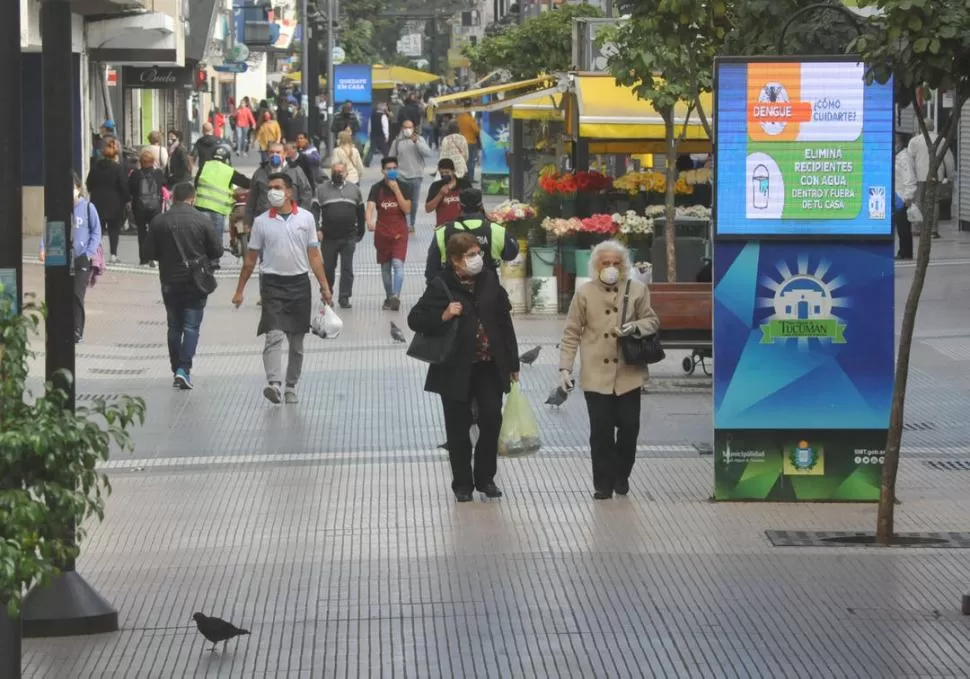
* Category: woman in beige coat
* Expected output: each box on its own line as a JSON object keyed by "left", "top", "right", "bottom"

{"left": 558, "top": 240, "right": 660, "bottom": 499}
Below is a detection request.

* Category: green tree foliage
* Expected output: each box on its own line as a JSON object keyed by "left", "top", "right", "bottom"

{"left": 722, "top": 0, "right": 862, "bottom": 56}
{"left": 604, "top": 0, "right": 730, "bottom": 280}
{"left": 0, "top": 294, "right": 146, "bottom": 619}
{"left": 464, "top": 4, "right": 604, "bottom": 80}
{"left": 851, "top": 0, "right": 970, "bottom": 544}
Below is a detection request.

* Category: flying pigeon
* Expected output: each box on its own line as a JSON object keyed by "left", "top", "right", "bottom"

{"left": 192, "top": 612, "right": 250, "bottom": 652}
{"left": 545, "top": 386, "right": 569, "bottom": 407}
{"left": 519, "top": 345, "right": 541, "bottom": 365}
{"left": 390, "top": 321, "right": 407, "bottom": 343}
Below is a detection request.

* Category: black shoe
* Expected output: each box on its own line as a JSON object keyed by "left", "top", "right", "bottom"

{"left": 593, "top": 488, "right": 613, "bottom": 500}
{"left": 382, "top": 298, "right": 392, "bottom": 310}
{"left": 477, "top": 483, "right": 503, "bottom": 499}
{"left": 389, "top": 296, "right": 401, "bottom": 311}
{"left": 454, "top": 489, "right": 474, "bottom": 503}
{"left": 614, "top": 479, "right": 630, "bottom": 496}
{"left": 339, "top": 298, "right": 352, "bottom": 309}
{"left": 895, "top": 254, "right": 913, "bottom": 260}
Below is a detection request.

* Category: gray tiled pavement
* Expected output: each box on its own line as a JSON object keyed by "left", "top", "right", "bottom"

{"left": 18, "top": 155, "right": 970, "bottom": 677}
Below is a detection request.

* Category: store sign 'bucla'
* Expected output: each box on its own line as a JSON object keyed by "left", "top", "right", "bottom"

{"left": 139, "top": 69, "right": 177, "bottom": 85}
{"left": 122, "top": 66, "right": 193, "bottom": 90}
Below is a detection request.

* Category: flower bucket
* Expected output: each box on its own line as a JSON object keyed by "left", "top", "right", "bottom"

{"left": 530, "top": 276, "right": 558, "bottom": 315}
{"left": 574, "top": 248, "right": 593, "bottom": 278}
{"left": 589, "top": 194, "right": 608, "bottom": 216}
{"left": 529, "top": 246, "right": 557, "bottom": 278}
{"left": 559, "top": 244, "right": 577, "bottom": 274}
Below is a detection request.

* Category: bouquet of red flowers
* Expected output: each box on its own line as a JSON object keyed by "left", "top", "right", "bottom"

{"left": 578, "top": 213, "right": 618, "bottom": 235}
{"left": 575, "top": 170, "right": 612, "bottom": 193}
{"left": 538, "top": 172, "right": 560, "bottom": 194}
{"left": 556, "top": 174, "right": 579, "bottom": 197}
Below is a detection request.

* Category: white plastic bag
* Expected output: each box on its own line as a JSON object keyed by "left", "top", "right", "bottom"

{"left": 311, "top": 304, "right": 343, "bottom": 339}
{"left": 633, "top": 262, "right": 653, "bottom": 285}
{"left": 906, "top": 203, "right": 923, "bottom": 224}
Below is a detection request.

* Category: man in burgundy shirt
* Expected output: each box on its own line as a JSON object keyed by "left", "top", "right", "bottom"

{"left": 425, "top": 158, "right": 472, "bottom": 228}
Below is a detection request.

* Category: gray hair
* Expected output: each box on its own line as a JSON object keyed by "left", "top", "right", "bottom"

{"left": 588, "top": 240, "right": 633, "bottom": 281}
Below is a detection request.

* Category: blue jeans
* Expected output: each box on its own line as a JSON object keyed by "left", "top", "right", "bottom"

{"left": 400, "top": 177, "right": 422, "bottom": 226}
{"left": 236, "top": 126, "right": 250, "bottom": 153}
{"left": 162, "top": 284, "right": 207, "bottom": 375}
{"left": 381, "top": 258, "right": 404, "bottom": 298}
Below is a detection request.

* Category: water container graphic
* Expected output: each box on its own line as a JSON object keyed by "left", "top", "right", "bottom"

{"left": 752, "top": 164, "right": 770, "bottom": 210}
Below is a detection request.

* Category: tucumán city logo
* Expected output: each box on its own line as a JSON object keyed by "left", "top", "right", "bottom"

{"left": 759, "top": 262, "right": 848, "bottom": 345}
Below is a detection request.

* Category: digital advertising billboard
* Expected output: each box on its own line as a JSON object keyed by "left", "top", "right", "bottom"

{"left": 714, "top": 58, "right": 894, "bottom": 239}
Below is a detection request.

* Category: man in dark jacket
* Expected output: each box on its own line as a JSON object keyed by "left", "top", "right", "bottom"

{"left": 366, "top": 104, "right": 390, "bottom": 166}
{"left": 144, "top": 182, "right": 223, "bottom": 391}
{"left": 330, "top": 101, "right": 361, "bottom": 137}
{"left": 192, "top": 123, "right": 223, "bottom": 172}
{"left": 397, "top": 94, "right": 422, "bottom": 128}
{"left": 313, "top": 162, "right": 365, "bottom": 309}
{"left": 245, "top": 142, "right": 314, "bottom": 225}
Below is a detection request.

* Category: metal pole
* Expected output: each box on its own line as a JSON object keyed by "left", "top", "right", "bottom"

{"left": 300, "top": 0, "right": 309, "bottom": 116}
{"left": 0, "top": 0, "right": 23, "bottom": 669}
{"left": 307, "top": 21, "right": 320, "bottom": 139}
{"left": 22, "top": 0, "right": 119, "bottom": 639}
{"left": 326, "top": 0, "right": 335, "bottom": 155}
{"left": 0, "top": 0, "right": 23, "bottom": 316}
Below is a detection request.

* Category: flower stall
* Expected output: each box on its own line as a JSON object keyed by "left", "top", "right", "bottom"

{"left": 488, "top": 200, "right": 539, "bottom": 313}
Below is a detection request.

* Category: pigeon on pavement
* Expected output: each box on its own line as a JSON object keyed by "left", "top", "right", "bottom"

{"left": 390, "top": 321, "right": 407, "bottom": 343}
{"left": 545, "top": 386, "right": 569, "bottom": 407}
{"left": 519, "top": 346, "right": 541, "bottom": 365}
{"left": 192, "top": 612, "right": 250, "bottom": 652}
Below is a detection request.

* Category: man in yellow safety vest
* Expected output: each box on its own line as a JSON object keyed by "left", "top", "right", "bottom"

{"left": 424, "top": 188, "right": 518, "bottom": 284}
{"left": 195, "top": 145, "right": 251, "bottom": 268}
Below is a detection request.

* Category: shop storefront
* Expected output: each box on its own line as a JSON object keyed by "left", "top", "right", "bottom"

{"left": 120, "top": 65, "right": 195, "bottom": 148}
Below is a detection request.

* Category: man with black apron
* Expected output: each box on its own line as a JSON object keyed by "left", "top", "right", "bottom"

{"left": 232, "top": 172, "right": 332, "bottom": 404}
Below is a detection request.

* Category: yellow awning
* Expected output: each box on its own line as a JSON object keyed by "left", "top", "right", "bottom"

{"left": 571, "top": 74, "right": 711, "bottom": 145}
{"left": 372, "top": 65, "right": 440, "bottom": 90}
{"left": 511, "top": 92, "right": 563, "bottom": 121}
{"left": 428, "top": 76, "right": 560, "bottom": 115}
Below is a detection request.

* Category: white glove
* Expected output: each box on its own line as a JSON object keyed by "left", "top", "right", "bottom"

{"left": 618, "top": 323, "right": 639, "bottom": 337}
{"left": 559, "top": 369, "right": 575, "bottom": 392}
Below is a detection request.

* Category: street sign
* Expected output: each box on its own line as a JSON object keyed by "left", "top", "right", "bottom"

{"left": 214, "top": 62, "right": 249, "bottom": 74}
{"left": 225, "top": 43, "right": 250, "bottom": 62}
{"left": 332, "top": 46, "right": 346, "bottom": 65}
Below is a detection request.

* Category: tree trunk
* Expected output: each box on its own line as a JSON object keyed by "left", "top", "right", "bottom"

{"left": 0, "top": 605, "right": 21, "bottom": 679}
{"left": 876, "top": 171, "right": 940, "bottom": 544}
{"left": 664, "top": 112, "right": 678, "bottom": 282}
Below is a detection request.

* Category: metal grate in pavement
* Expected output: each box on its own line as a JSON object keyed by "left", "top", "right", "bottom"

{"left": 77, "top": 393, "right": 121, "bottom": 401}
{"left": 766, "top": 530, "right": 970, "bottom": 548}
{"left": 924, "top": 460, "right": 970, "bottom": 471}
{"left": 88, "top": 368, "right": 147, "bottom": 375}
{"left": 137, "top": 320, "right": 165, "bottom": 326}
{"left": 115, "top": 343, "right": 165, "bottom": 349}
{"left": 904, "top": 421, "right": 936, "bottom": 431}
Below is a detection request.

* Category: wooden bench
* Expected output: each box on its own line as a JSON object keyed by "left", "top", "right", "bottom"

{"left": 648, "top": 282, "right": 713, "bottom": 375}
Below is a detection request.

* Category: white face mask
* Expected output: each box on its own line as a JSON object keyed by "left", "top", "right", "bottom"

{"left": 599, "top": 266, "right": 620, "bottom": 285}
{"left": 267, "top": 189, "right": 286, "bottom": 208}
{"left": 402, "top": 128, "right": 414, "bottom": 138}
{"left": 464, "top": 254, "right": 484, "bottom": 276}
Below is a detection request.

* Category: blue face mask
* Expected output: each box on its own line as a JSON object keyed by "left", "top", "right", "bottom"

{"left": 386, "top": 169, "right": 399, "bottom": 181}
{"left": 269, "top": 155, "right": 283, "bottom": 168}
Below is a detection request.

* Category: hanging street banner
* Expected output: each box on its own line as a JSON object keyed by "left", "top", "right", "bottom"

{"left": 714, "top": 58, "right": 894, "bottom": 238}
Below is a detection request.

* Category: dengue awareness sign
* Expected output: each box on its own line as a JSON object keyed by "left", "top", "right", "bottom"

{"left": 714, "top": 60, "right": 894, "bottom": 238}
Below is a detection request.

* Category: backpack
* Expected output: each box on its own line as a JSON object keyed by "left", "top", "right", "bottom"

{"left": 137, "top": 171, "right": 161, "bottom": 213}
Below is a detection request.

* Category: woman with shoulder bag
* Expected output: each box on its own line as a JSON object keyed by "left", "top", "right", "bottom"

{"left": 332, "top": 129, "right": 365, "bottom": 185}
{"left": 407, "top": 232, "right": 521, "bottom": 503}
{"left": 558, "top": 240, "right": 660, "bottom": 500}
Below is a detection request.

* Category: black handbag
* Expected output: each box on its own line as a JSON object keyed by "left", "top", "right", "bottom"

{"left": 618, "top": 279, "right": 666, "bottom": 366}
{"left": 407, "top": 278, "right": 460, "bottom": 364}
{"left": 172, "top": 229, "right": 217, "bottom": 296}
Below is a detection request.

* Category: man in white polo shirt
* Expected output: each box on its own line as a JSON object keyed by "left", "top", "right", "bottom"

{"left": 232, "top": 172, "right": 332, "bottom": 404}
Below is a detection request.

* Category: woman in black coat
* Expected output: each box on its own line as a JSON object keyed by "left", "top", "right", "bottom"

{"left": 85, "top": 137, "right": 131, "bottom": 263}
{"left": 408, "top": 231, "right": 520, "bottom": 502}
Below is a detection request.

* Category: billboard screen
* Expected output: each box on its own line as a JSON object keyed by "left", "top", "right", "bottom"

{"left": 714, "top": 59, "right": 894, "bottom": 239}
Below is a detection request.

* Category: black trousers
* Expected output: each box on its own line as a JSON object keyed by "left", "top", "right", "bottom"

{"left": 134, "top": 210, "right": 159, "bottom": 264}
{"left": 895, "top": 207, "right": 913, "bottom": 259}
{"left": 321, "top": 236, "right": 356, "bottom": 301}
{"left": 104, "top": 218, "right": 123, "bottom": 256}
{"left": 441, "top": 361, "right": 503, "bottom": 492}
{"left": 73, "top": 255, "right": 90, "bottom": 339}
{"left": 584, "top": 389, "right": 642, "bottom": 492}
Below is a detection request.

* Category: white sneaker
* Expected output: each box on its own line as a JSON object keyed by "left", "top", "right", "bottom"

{"left": 110, "top": 255, "right": 119, "bottom": 264}
{"left": 284, "top": 389, "right": 298, "bottom": 404}
{"left": 263, "top": 383, "right": 282, "bottom": 404}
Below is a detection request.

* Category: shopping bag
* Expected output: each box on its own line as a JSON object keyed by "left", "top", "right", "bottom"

{"left": 311, "top": 304, "right": 343, "bottom": 339}
{"left": 907, "top": 203, "right": 924, "bottom": 224}
{"left": 498, "top": 383, "right": 542, "bottom": 457}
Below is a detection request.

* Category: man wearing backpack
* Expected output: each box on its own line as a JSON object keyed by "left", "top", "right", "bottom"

{"left": 128, "top": 148, "right": 166, "bottom": 267}
{"left": 195, "top": 146, "right": 251, "bottom": 269}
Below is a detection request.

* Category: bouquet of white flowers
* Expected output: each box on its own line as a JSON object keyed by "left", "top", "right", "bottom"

{"left": 612, "top": 210, "right": 654, "bottom": 236}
